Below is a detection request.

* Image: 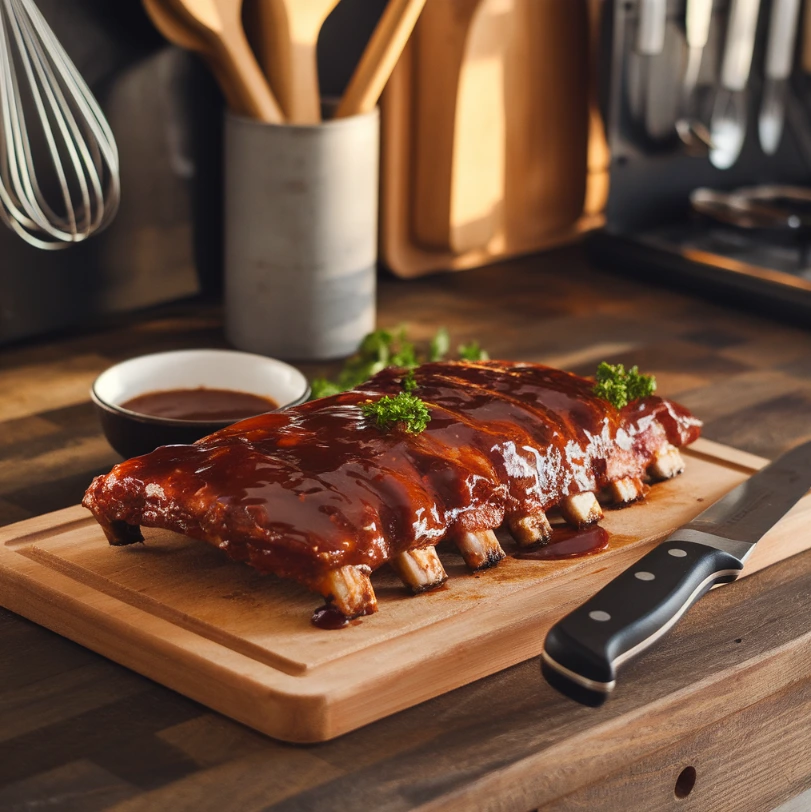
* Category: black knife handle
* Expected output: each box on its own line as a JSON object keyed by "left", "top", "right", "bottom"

{"left": 541, "top": 539, "right": 744, "bottom": 704}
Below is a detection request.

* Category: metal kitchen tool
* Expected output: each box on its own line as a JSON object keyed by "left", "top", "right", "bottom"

{"left": 637, "top": 0, "right": 667, "bottom": 140}
{"left": 152, "top": 0, "right": 283, "bottom": 122}
{"left": 0, "top": 0, "right": 119, "bottom": 249}
{"left": 245, "top": 0, "right": 340, "bottom": 124}
{"left": 542, "top": 439, "right": 811, "bottom": 705}
{"left": 675, "top": 0, "right": 714, "bottom": 152}
{"left": 759, "top": 0, "right": 801, "bottom": 156}
{"left": 709, "top": 0, "right": 761, "bottom": 169}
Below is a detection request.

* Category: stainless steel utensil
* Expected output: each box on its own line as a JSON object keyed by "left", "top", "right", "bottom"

{"left": 0, "top": 0, "right": 120, "bottom": 249}
{"left": 637, "top": 0, "right": 668, "bottom": 139}
{"left": 759, "top": 0, "right": 801, "bottom": 155}
{"left": 675, "top": 0, "right": 714, "bottom": 151}
{"left": 709, "top": 0, "right": 761, "bottom": 169}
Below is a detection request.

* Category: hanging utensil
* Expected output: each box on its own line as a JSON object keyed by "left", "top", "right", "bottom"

{"left": 637, "top": 0, "right": 667, "bottom": 139}
{"left": 148, "top": 0, "right": 283, "bottom": 122}
{"left": 0, "top": 0, "right": 120, "bottom": 249}
{"left": 245, "top": 0, "right": 339, "bottom": 124}
{"left": 709, "top": 0, "right": 761, "bottom": 169}
{"left": 759, "top": 0, "right": 801, "bottom": 155}
{"left": 334, "top": 0, "right": 427, "bottom": 118}
{"left": 675, "top": 0, "right": 714, "bottom": 151}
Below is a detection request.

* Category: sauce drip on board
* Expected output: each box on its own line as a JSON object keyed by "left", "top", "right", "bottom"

{"left": 311, "top": 605, "right": 349, "bottom": 630}
{"left": 120, "top": 387, "right": 278, "bottom": 422}
{"left": 514, "top": 525, "right": 609, "bottom": 560}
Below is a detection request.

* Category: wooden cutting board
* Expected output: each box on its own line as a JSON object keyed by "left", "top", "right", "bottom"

{"left": 1, "top": 438, "right": 809, "bottom": 744}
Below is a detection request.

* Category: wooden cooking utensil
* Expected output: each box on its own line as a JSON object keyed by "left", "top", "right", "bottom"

{"left": 334, "top": 0, "right": 428, "bottom": 118}
{"left": 144, "top": 0, "right": 244, "bottom": 112}
{"left": 245, "top": 0, "right": 340, "bottom": 124}
{"left": 411, "top": 0, "right": 507, "bottom": 253}
{"left": 162, "top": 0, "right": 283, "bottom": 122}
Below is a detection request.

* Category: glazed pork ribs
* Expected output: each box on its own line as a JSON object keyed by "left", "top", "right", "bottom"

{"left": 82, "top": 361, "right": 702, "bottom": 620}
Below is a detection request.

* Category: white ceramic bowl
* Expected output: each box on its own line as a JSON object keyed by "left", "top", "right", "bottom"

{"left": 91, "top": 349, "right": 310, "bottom": 458}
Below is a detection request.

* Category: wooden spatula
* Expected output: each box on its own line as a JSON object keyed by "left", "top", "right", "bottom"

{"left": 411, "top": 0, "right": 507, "bottom": 253}
{"left": 144, "top": 0, "right": 244, "bottom": 112}
{"left": 245, "top": 0, "right": 339, "bottom": 123}
{"left": 334, "top": 0, "right": 428, "bottom": 118}
{"left": 164, "top": 0, "right": 283, "bottom": 122}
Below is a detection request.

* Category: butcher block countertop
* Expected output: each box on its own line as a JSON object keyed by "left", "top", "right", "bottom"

{"left": 2, "top": 245, "right": 811, "bottom": 811}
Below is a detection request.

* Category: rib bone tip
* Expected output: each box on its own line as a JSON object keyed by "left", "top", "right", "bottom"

{"left": 559, "top": 492, "right": 603, "bottom": 528}
{"left": 321, "top": 565, "right": 378, "bottom": 618}
{"left": 455, "top": 529, "right": 505, "bottom": 571}
{"left": 507, "top": 511, "right": 552, "bottom": 547}
{"left": 649, "top": 446, "right": 685, "bottom": 481}
{"left": 391, "top": 547, "right": 448, "bottom": 594}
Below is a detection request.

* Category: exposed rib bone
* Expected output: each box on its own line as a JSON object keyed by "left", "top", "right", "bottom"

{"left": 559, "top": 492, "right": 603, "bottom": 528}
{"left": 455, "top": 529, "right": 505, "bottom": 570}
{"left": 391, "top": 547, "right": 448, "bottom": 593}
{"left": 321, "top": 565, "right": 377, "bottom": 617}
{"left": 606, "top": 477, "right": 646, "bottom": 506}
{"left": 648, "top": 446, "right": 685, "bottom": 481}
{"left": 507, "top": 511, "right": 552, "bottom": 547}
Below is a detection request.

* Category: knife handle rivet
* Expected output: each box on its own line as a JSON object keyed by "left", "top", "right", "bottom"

{"left": 668, "top": 548, "right": 687, "bottom": 557}
{"left": 635, "top": 571, "right": 656, "bottom": 581}
{"left": 589, "top": 610, "right": 611, "bottom": 622}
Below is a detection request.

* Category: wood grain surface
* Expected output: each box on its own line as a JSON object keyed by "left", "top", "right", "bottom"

{"left": 1, "top": 245, "right": 811, "bottom": 809}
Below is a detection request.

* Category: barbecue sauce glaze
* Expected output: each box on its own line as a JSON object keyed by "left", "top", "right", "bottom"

{"left": 83, "top": 361, "right": 702, "bottom": 591}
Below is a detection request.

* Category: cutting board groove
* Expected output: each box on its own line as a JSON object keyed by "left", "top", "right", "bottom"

{"left": 1, "top": 439, "right": 809, "bottom": 743}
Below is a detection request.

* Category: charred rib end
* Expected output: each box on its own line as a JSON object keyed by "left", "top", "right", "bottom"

{"left": 559, "top": 492, "right": 603, "bottom": 528}
{"left": 606, "top": 477, "right": 647, "bottom": 506}
{"left": 106, "top": 519, "right": 144, "bottom": 546}
{"left": 648, "top": 446, "right": 685, "bottom": 481}
{"left": 507, "top": 511, "right": 553, "bottom": 547}
{"left": 321, "top": 565, "right": 378, "bottom": 618}
{"left": 391, "top": 547, "right": 448, "bottom": 594}
{"left": 455, "top": 529, "right": 506, "bottom": 571}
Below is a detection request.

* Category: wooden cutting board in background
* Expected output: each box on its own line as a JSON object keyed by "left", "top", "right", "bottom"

{"left": 382, "top": 0, "right": 610, "bottom": 276}
{"left": 1, "top": 439, "right": 809, "bottom": 744}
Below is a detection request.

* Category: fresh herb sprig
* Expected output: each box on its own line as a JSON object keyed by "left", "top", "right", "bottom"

{"left": 593, "top": 362, "right": 656, "bottom": 409}
{"left": 361, "top": 392, "right": 431, "bottom": 434}
{"left": 310, "top": 326, "right": 488, "bottom": 400}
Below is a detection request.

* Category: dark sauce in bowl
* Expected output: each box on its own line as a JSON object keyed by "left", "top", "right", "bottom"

{"left": 120, "top": 387, "right": 279, "bottom": 422}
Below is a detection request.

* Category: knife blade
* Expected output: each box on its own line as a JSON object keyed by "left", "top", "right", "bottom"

{"left": 541, "top": 440, "right": 811, "bottom": 706}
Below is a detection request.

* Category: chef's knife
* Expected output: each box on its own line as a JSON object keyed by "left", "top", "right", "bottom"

{"left": 542, "top": 440, "right": 811, "bottom": 706}
{"left": 759, "top": 0, "right": 801, "bottom": 155}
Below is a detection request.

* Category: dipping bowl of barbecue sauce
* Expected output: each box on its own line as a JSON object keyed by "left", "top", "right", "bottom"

{"left": 91, "top": 349, "right": 310, "bottom": 458}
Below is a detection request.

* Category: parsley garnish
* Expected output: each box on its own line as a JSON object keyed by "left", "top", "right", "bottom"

{"left": 402, "top": 369, "right": 418, "bottom": 392}
{"left": 361, "top": 392, "right": 431, "bottom": 434}
{"left": 593, "top": 362, "right": 656, "bottom": 409}
{"left": 310, "top": 326, "right": 488, "bottom": 399}
{"left": 458, "top": 340, "right": 489, "bottom": 361}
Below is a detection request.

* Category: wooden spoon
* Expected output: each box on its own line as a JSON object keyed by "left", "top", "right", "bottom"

{"left": 245, "top": 0, "right": 340, "bottom": 123}
{"left": 334, "top": 0, "right": 428, "bottom": 118}
{"left": 143, "top": 0, "right": 244, "bottom": 112}
{"left": 164, "top": 0, "right": 283, "bottom": 122}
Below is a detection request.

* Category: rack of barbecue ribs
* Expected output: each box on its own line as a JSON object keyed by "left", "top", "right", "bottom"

{"left": 83, "top": 361, "right": 702, "bottom": 622}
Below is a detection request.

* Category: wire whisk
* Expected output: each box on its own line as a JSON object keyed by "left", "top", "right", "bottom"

{"left": 0, "top": 0, "right": 120, "bottom": 250}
